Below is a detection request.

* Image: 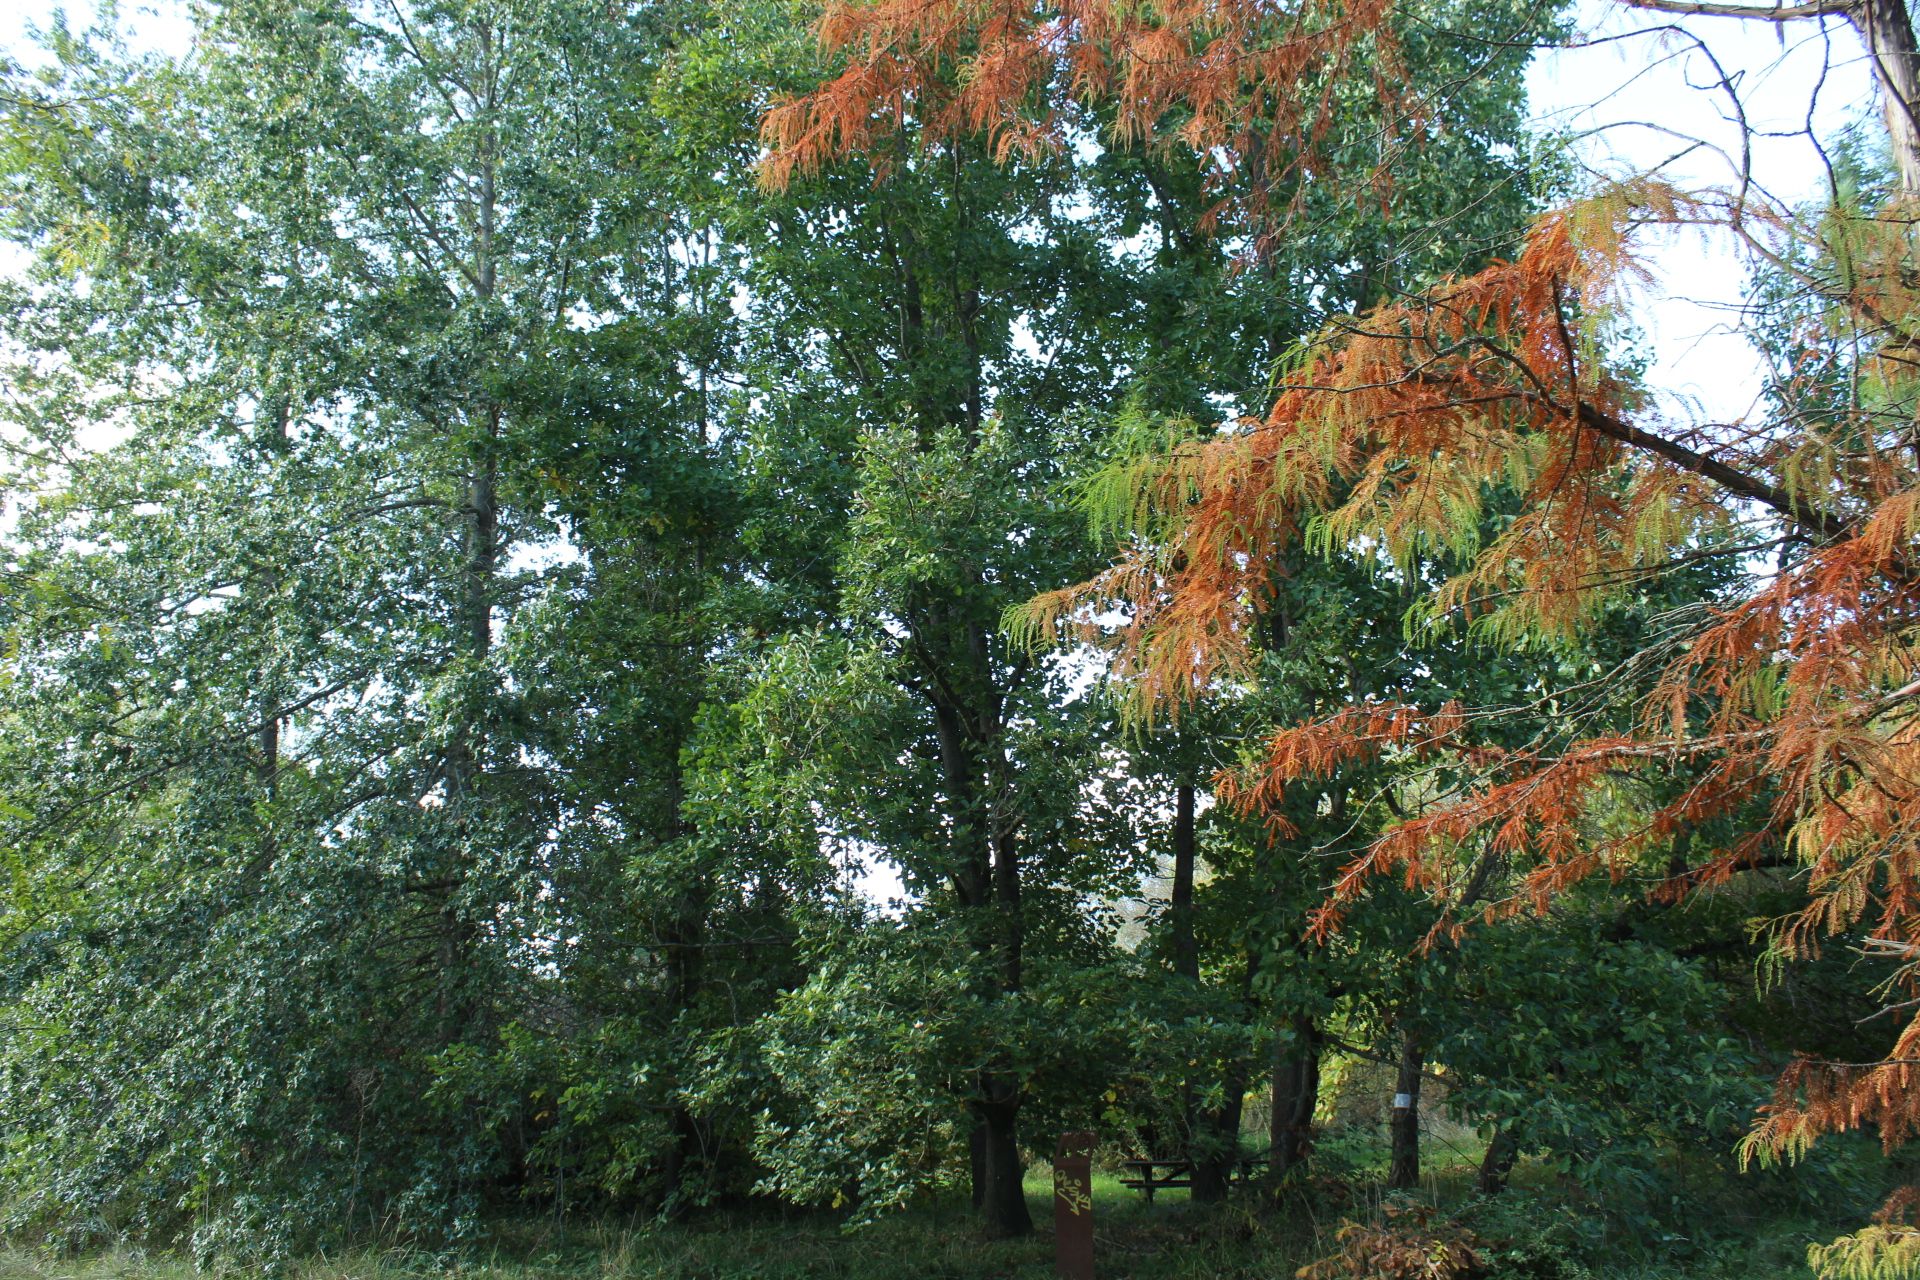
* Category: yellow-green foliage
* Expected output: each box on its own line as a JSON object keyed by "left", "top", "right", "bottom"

{"left": 1810, "top": 1226, "right": 1920, "bottom": 1280}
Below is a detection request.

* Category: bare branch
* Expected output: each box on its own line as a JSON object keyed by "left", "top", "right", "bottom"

{"left": 1619, "top": 0, "right": 1855, "bottom": 21}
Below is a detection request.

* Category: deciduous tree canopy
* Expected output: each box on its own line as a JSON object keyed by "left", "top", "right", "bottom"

{"left": 3, "top": 0, "right": 1917, "bottom": 1273}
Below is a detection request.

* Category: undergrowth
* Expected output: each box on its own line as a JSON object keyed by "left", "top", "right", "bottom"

{"left": 0, "top": 1134, "right": 1896, "bottom": 1280}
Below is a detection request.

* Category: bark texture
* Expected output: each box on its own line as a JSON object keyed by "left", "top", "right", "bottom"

{"left": 1386, "top": 1026, "right": 1424, "bottom": 1191}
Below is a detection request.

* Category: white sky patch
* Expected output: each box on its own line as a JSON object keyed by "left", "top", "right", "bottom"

{"left": 1526, "top": 0, "right": 1874, "bottom": 426}
{"left": 3, "top": 0, "right": 194, "bottom": 66}
{"left": 846, "top": 841, "right": 907, "bottom": 914}
{"left": 503, "top": 521, "right": 583, "bottom": 575}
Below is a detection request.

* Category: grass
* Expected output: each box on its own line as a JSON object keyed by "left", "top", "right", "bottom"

{"left": 0, "top": 1135, "right": 1885, "bottom": 1279}
{"left": 0, "top": 1190, "right": 1316, "bottom": 1280}
{"left": 0, "top": 1197, "right": 1841, "bottom": 1280}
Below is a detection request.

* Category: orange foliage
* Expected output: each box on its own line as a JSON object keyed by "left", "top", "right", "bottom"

{"left": 765, "top": 0, "right": 1920, "bottom": 1198}
{"left": 760, "top": 0, "right": 1406, "bottom": 230}
{"left": 1031, "top": 182, "right": 1920, "bottom": 1176}
{"left": 1296, "top": 1203, "right": 1486, "bottom": 1280}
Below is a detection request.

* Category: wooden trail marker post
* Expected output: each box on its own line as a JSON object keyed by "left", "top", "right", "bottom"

{"left": 1054, "top": 1130, "right": 1095, "bottom": 1280}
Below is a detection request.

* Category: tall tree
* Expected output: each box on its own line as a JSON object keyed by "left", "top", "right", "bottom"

{"left": 0, "top": 0, "right": 719, "bottom": 1249}
{"left": 767, "top": 0, "right": 1920, "bottom": 1262}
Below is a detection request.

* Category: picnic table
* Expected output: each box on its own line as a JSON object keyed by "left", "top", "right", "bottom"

{"left": 1119, "top": 1154, "right": 1268, "bottom": 1202}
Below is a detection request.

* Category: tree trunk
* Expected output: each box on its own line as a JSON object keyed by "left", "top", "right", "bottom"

{"left": 433, "top": 68, "right": 502, "bottom": 1040}
{"left": 969, "top": 1122, "right": 988, "bottom": 1210}
{"left": 659, "top": 855, "right": 709, "bottom": 1213}
{"left": 1190, "top": 1085, "right": 1245, "bottom": 1204}
{"left": 1476, "top": 1126, "right": 1519, "bottom": 1196}
{"left": 892, "top": 195, "right": 1032, "bottom": 1235}
{"left": 992, "top": 818, "right": 1023, "bottom": 993}
{"left": 1190, "top": 1147, "right": 1229, "bottom": 1203}
{"left": 973, "top": 1084, "right": 1032, "bottom": 1237}
{"left": 924, "top": 609, "right": 1032, "bottom": 1234}
{"left": 1169, "top": 780, "right": 1220, "bottom": 1196}
{"left": 1170, "top": 783, "right": 1198, "bottom": 981}
{"left": 977, "top": 801, "right": 1030, "bottom": 1235}
{"left": 1192, "top": 952, "right": 1255, "bottom": 1205}
{"left": 659, "top": 1106, "right": 711, "bottom": 1220}
{"left": 251, "top": 400, "right": 287, "bottom": 883}
{"left": 1268, "top": 1013, "right": 1321, "bottom": 1185}
{"left": 1387, "top": 1025, "right": 1423, "bottom": 1191}
{"left": 1857, "top": 0, "right": 1920, "bottom": 195}
{"left": 434, "top": 420, "right": 496, "bottom": 1039}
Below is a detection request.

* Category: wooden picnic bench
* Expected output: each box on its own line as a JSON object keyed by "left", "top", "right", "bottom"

{"left": 1119, "top": 1154, "right": 1268, "bottom": 1202}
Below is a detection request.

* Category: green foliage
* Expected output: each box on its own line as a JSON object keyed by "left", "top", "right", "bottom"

{"left": 1437, "top": 914, "right": 1765, "bottom": 1219}
{"left": 0, "top": 0, "right": 735, "bottom": 1254}
{"left": 0, "top": 0, "right": 1879, "bottom": 1265}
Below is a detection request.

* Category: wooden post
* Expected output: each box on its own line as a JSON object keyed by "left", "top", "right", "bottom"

{"left": 1053, "top": 1131, "right": 1095, "bottom": 1280}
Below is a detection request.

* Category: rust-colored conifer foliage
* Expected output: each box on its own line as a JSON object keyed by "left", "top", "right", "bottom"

{"left": 759, "top": 0, "right": 1405, "bottom": 225}
{"left": 1018, "top": 180, "right": 1920, "bottom": 1188}
{"left": 765, "top": 0, "right": 1920, "bottom": 1238}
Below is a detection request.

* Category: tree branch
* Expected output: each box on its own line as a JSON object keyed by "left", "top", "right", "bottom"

{"left": 1570, "top": 399, "right": 1850, "bottom": 540}
{"left": 1619, "top": 0, "right": 1856, "bottom": 21}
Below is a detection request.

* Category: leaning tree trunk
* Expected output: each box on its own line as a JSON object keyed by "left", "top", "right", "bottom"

{"left": 1476, "top": 1126, "right": 1519, "bottom": 1196}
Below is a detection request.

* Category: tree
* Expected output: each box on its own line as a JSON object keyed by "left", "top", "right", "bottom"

{"left": 766, "top": 0, "right": 1920, "bottom": 1261}
{"left": 684, "top": 181, "right": 1136, "bottom": 1232}
{"left": 0, "top": 0, "right": 730, "bottom": 1250}
{"left": 14, "top": 0, "right": 1895, "bottom": 1255}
